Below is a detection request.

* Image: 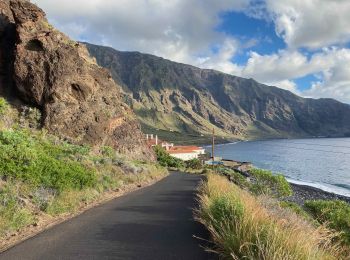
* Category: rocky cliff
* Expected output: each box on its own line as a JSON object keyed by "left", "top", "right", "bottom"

{"left": 85, "top": 43, "right": 350, "bottom": 140}
{"left": 0, "top": 0, "right": 154, "bottom": 159}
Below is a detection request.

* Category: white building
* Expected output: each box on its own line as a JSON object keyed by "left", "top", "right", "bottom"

{"left": 168, "top": 146, "right": 205, "bottom": 161}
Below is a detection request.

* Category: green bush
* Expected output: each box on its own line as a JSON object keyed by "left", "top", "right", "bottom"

{"left": 219, "top": 168, "right": 251, "bottom": 189}
{"left": 100, "top": 146, "right": 115, "bottom": 159}
{"left": 154, "top": 146, "right": 184, "bottom": 168}
{"left": 305, "top": 200, "right": 350, "bottom": 244}
{"left": 249, "top": 168, "right": 293, "bottom": 197}
{"left": 185, "top": 158, "right": 202, "bottom": 169}
{"left": 0, "top": 98, "right": 9, "bottom": 116}
{"left": 0, "top": 129, "right": 97, "bottom": 191}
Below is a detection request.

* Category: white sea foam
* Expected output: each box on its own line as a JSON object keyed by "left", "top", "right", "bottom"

{"left": 286, "top": 177, "right": 350, "bottom": 198}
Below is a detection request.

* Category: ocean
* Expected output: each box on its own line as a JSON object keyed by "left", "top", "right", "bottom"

{"left": 208, "top": 138, "right": 350, "bottom": 197}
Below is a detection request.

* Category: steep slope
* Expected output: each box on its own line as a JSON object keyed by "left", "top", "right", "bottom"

{"left": 0, "top": 0, "right": 153, "bottom": 159}
{"left": 85, "top": 43, "right": 350, "bottom": 140}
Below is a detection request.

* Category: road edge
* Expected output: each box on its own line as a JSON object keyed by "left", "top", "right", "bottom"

{"left": 0, "top": 173, "right": 169, "bottom": 253}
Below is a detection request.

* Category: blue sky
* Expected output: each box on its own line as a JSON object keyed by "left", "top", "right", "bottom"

{"left": 217, "top": 11, "right": 315, "bottom": 91}
{"left": 218, "top": 11, "right": 286, "bottom": 56}
{"left": 33, "top": 0, "right": 350, "bottom": 103}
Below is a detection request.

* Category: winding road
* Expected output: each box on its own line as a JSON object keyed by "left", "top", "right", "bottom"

{"left": 0, "top": 172, "right": 216, "bottom": 260}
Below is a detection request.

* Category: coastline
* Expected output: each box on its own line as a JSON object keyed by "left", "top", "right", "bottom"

{"left": 286, "top": 182, "right": 350, "bottom": 206}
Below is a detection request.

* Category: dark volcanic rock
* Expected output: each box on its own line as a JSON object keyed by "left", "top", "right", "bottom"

{"left": 286, "top": 183, "right": 350, "bottom": 206}
{"left": 86, "top": 43, "right": 350, "bottom": 140}
{"left": 0, "top": 0, "right": 16, "bottom": 97}
{"left": 0, "top": 0, "right": 154, "bottom": 160}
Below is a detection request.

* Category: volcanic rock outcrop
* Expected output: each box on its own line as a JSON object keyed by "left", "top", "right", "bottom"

{"left": 0, "top": 0, "right": 154, "bottom": 159}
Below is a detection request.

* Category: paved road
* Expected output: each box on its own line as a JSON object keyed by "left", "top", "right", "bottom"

{"left": 1, "top": 172, "right": 216, "bottom": 260}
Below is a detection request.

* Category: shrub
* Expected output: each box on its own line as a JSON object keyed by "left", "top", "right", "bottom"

{"left": 0, "top": 98, "right": 9, "bottom": 116}
{"left": 100, "top": 146, "right": 115, "bottom": 159}
{"left": 249, "top": 168, "right": 293, "bottom": 197}
{"left": 0, "top": 129, "right": 97, "bottom": 191}
{"left": 196, "top": 174, "right": 343, "bottom": 259}
{"left": 185, "top": 158, "right": 202, "bottom": 169}
{"left": 19, "top": 106, "right": 42, "bottom": 128}
{"left": 305, "top": 200, "right": 350, "bottom": 245}
{"left": 219, "top": 168, "right": 251, "bottom": 189}
{"left": 153, "top": 145, "right": 184, "bottom": 168}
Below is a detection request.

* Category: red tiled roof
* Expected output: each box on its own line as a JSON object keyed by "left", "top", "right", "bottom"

{"left": 168, "top": 146, "right": 203, "bottom": 154}
{"left": 168, "top": 150, "right": 197, "bottom": 154}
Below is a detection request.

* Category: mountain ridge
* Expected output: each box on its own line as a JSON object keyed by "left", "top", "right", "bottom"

{"left": 85, "top": 42, "right": 350, "bottom": 141}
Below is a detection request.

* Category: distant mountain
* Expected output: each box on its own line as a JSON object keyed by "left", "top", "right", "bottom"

{"left": 85, "top": 43, "right": 350, "bottom": 140}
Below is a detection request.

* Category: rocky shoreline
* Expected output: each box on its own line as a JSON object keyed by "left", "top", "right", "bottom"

{"left": 285, "top": 183, "right": 350, "bottom": 206}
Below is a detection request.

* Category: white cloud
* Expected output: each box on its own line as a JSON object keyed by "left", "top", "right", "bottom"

{"left": 267, "top": 80, "right": 300, "bottom": 94}
{"left": 303, "top": 49, "right": 350, "bottom": 103}
{"left": 32, "top": 0, "right": 250, "bottom": 64}
{"left": 236, "top": 47, "right": 350, "bottom": 103}
{"left": 241, "top": 50, "right": 310, "bottom": 82}
{"left": 195, "top": 39, "right": 242, "bottom": 75}
{"left": 265, "top": 0, "right": 350, "bottom": 49}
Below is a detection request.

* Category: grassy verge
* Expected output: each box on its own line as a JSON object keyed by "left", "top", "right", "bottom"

{"left": 0, "top": 98, "right": 167, "bottom": 238}
{"left": 0, "top": 130, "right": 167, "bottom": 236}
{"left": 218, "top": 167, "right": 292, "bottom": 198}
{"left": 196, "top": 174, "right": 346, "bottom": 259}
{"left": 305, "top": 200, "right": 350, "bottom": 245}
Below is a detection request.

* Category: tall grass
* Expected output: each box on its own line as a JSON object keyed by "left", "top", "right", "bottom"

{"left": 0, "top": 183, "right": 34, "bottom": 235}
{"left": 305, "top": 200, "right": 350, "bottom": 245}
{"left": 196, "top": 174, "right": 344, "bottom": 259}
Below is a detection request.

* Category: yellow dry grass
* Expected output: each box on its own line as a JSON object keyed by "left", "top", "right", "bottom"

{"left": 196, "top": 174, "right": 346, "bottom": 260}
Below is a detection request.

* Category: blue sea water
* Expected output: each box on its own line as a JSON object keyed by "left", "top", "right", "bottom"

{"left": 208, "top": 138, "right": 350, "bottom": 197}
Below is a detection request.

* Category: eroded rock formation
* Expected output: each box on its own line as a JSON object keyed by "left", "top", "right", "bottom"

{"left": 0, "top": 0, "right": 154, "bottom": 160}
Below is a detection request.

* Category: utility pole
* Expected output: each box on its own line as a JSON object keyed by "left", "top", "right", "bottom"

{"left": 212, "top": 128, "right": 215, "bottom": 167}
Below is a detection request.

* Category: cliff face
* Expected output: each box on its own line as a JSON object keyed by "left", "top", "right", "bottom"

{"left": 0, "top": 0, "right": 154, "bottom": 160}
{"left": 85, "top": 43, "right": 350, "bottom": 140}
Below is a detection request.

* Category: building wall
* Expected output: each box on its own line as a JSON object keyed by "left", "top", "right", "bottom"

{"left": 169, "top": 152, "right": 198, "bottom": 161}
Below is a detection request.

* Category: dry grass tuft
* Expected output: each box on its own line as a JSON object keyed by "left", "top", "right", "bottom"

{"left": 195, "top": 174, "right": 346, "bottom": 259}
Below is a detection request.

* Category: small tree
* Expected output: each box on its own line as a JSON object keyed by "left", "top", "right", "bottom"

{"left": 185, "top": 158, "right": 202, "bottom": 169}
{"left": 153, "top": 146, "right": 184, "bottom": 168}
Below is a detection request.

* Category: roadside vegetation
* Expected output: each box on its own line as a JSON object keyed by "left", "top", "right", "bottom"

{"left": 305, "top": 200, "right": 350, "bottom": 245}
{"left": 0, "top": 98, "right": 167, "bottom": 237}
{"left": 220, "top": 167, "right": 350, "bottom": 249}
{"left": 153, "top": 145, "right": 204, "bottom": 173}
{"left": 196, "top": 174, "right": 346, "bottom": 259}
{"left": 217, "top": 167, "right": 292, "bottom": 198}
{"left": 151, "top": 121, "right": 350, "bottom": 257}
{"left": 154, "top": 145, "right": 184, "bottom": 169}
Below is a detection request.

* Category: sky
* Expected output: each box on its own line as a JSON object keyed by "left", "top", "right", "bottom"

{"left": 32, "top": 0, "right": 350, "bottom": 103}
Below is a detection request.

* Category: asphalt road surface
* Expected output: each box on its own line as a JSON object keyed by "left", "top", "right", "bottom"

{"left": 0, "top": 172, "right": 216, "bottom": 260}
